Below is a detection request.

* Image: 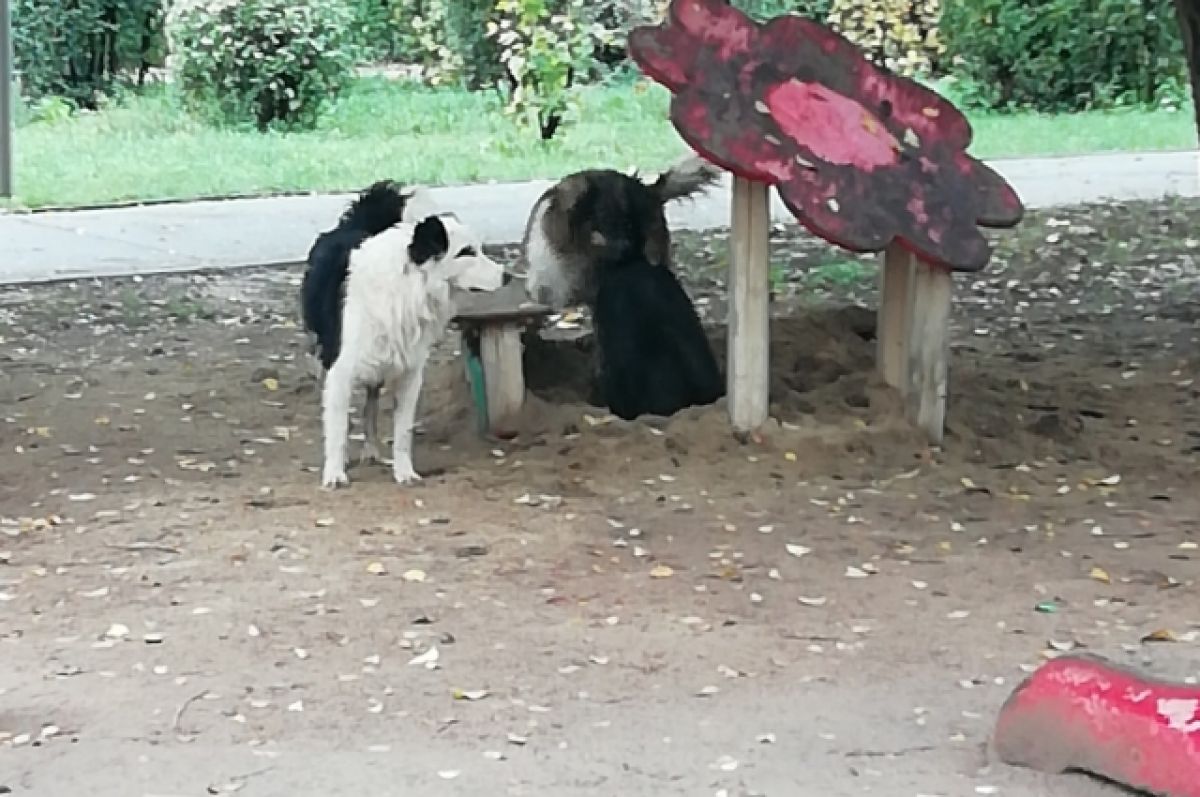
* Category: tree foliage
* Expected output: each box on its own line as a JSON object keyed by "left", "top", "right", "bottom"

{"left": 941, "top": 0, "right": 1186, "bottom": 111}
{"left": 13, "top": 0, "right": 166, "bottom": 107}
{"left": 167, "top": 0, "right": 360, "bottom": 130}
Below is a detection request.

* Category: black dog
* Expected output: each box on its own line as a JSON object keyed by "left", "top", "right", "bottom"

{"left": 592, "top": 250, "right": 724, "bottom": 421}
{"left": 522, "top": 157, "right": 725, "bottom": 420}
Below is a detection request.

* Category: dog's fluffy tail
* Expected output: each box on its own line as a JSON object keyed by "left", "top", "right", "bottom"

{"left": 339, "top": 181, "right": 441, "bottom": 236}
{"left": 340, "top": 180, "right": 406, "bottom": 236}
{"left": 650, "top": 155, "right": 722, "bottom": 204}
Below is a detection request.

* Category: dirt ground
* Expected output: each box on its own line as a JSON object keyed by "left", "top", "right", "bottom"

{"left": 1, "top": 197, "right": 1198, "bottom": 797}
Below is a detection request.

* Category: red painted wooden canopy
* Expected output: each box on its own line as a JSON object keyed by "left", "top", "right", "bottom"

{"left": 628, "top": 0, "right": 1024, "bottom": 272}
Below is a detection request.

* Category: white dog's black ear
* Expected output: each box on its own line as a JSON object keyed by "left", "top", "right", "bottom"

{"left": 409, "top": 216, "right": 449, "bottom": 265}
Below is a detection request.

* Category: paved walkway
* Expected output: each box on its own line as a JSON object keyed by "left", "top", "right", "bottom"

{"left": 2, "top": 150, "right": 1198, "bottom": 285}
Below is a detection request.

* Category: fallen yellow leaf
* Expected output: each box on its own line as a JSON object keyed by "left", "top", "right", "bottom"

{"left": 262, "top": 377, "right": 280, "bottom": 391}
{"left": 1089, "top": 566, "right": 1111, "bottom": 584}
{"left": 1141, "top": 629, "right": 1176, "bottom": 643}
{"left": 650, "top": 564, "right": 674, "bottom": 579}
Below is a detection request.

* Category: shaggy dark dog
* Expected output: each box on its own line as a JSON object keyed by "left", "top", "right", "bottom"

{"left": 522, "top": 157, "right": 726, "bottom": 420}
{"left": 592, "top": 250, "right": 724, "bottom": 421}
{"left": 523, "top": 156, "right": 721, "bottom": 308}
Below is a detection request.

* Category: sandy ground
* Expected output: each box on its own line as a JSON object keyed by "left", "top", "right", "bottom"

{"left": 1, "top": 197, "right": 1198, "bottom": 797}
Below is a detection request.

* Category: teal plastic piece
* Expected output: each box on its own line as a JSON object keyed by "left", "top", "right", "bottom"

{"left": 465, "top": 351, "right": 489, "bottom": 434}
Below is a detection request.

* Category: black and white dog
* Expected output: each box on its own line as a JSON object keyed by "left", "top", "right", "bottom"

{"left": 301, "top": 181, "right": 506, "bottom": 487}
{"left": 521, "top": 157, "right": 725, "bottom": 420}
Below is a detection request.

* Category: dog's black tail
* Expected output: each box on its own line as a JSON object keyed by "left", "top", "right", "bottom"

{"left": 339, "top": 180, "right": 437, "bottom": 236}
{"left": 649, "top": 155, "right": 723, "bottom": 205}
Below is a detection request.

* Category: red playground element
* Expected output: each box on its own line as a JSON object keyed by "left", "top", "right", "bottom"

{"left": 994, "top": 653, "right": 1200, "bottom": 797}
{"left": 627, "top": 0, "right": 1024, "bottom": 271}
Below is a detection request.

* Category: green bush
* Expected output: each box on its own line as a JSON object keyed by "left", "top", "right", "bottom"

{"left": 941, "top": 0, "right": 1186, "bottom": 111}
{"left": 382, "top": 0, "right": 504, "bottom": 88}
{"left": 167, "top": 0, "right": 360, "bottom": 131}
{"left": 349, "top": 0, "right": 401, "bottom": 61}
{"left": 390, "top": 1, "right": 461, "bottom": 84}
{"left": 13, "top": 0, "right": 166, "bottom": 107}
{"left": 377, "top": 0, "right": 844, "bottom": 94}
{"left": 390, "top": 0, "right": 614, "bottom": 92}
{"left": 735, "top": 0, "right": 834, "bottom": 21}
{"left": 488, "top": 0, "right": 611, "bottom": 139}
{"left": 826, "top": 0, "right": 944, "bottom": 76}
{"left": 447, "top": 1, "right": 509, "bottom": 89}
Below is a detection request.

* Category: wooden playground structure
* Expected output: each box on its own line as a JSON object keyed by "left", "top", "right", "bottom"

{"left": 629, "top": 0, "right": 1026, "bottom": 444}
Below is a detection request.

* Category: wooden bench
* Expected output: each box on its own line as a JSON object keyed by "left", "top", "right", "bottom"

{"left": 454, "top": 294, "right": 551, "bottom": 438}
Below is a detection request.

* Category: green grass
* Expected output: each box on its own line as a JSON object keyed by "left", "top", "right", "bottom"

{"left": 8, "top": 78, "right": 1197, "bottom": 209}
{"left": 803, "top": 259, "right": 874, "bottom": 289}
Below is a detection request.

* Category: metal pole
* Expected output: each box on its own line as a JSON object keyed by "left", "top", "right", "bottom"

{"left": 0, "top": 0, "right": 12, "bottom": 198}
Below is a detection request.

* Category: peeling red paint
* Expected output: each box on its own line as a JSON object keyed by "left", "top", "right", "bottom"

{"left": 906, "top": 195, "right": 929, "bottom": 226}
{"left": 628, "top": 0, "right": 1024, "bottom": 272}
{"left": 995, "top": 654, "right": 1200, "bottom": 797}
{"left": 765, "top": 81, "right": 899, "bottom": 170}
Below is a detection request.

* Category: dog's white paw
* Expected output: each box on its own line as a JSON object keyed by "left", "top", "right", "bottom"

{"left": 321, "top": 465, "right": 350, "bottom": 489}
{"left": 359, "top": 441, "right": 382, "bottom": 465}
{"left": 392, "top": 463, "right": 422, "bottom": 486}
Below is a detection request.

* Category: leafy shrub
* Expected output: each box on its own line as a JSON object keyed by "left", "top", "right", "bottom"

{"left": 381, "top": 0, "right": 843, "bottom": 95}
{"left": 735, "top": 0, "right": 834, "bottom": 21}
{"left": 826, "top": 0, "right": 944, "bottom": 77}
{"left": 382, "top": 0, "right": 505, "bottom": 88}
{"left": 448, "top": 1, "right": 510, "bottom": 89}
{"left": 13, "top": 0, "right": 166, "bottom": 107}
{"left": 384, "top": 0, "right": 503, "bottom": 88}
{"left": 386, "top": 0, "right": 661, "bottom": 87}
{"left": 488, "top": 0, "right": 611, "bottom": 139}
{"left": 941, "top": 0, "right": 1186, "bottom": 111}
{"left": 348, "top": 0, "right": 400, "bottom": 60}
{"left": 384, "top": 0, "right": 462, "bottom": 84}
{"left": 167, "top": 0, "right": 360, "bottom": 131}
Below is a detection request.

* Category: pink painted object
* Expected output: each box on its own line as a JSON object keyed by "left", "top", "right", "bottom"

{"left": 994, "top": 653, "right": 1200, "bottom": 797}
{"left": 627, "top": 0, "right": 1024, "bottom": 272}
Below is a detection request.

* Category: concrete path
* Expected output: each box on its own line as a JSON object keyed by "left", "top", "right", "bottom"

{"left": 1, "top": 149, "right": 1197, "bottom": 286}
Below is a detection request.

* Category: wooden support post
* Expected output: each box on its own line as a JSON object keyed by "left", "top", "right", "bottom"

{"left": 479, "top": 323, "right": 525, "bottom": 437}
{"left": 455, "top": 299, "right": 550, "bottom": 439}
{"left": 0, "top": 0, "right": 13, "bottom": 198}
{"left": 728, "top": 176, "right": 771, "bottom": 432}
{"left": 876, "top": 244, "right": 916, "bottom": 392}
{"left": 905, "top": 260, "right": 953, "bottom": 445}
{"left": 875, "top": 243, "right": 952, "bottom": 444}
